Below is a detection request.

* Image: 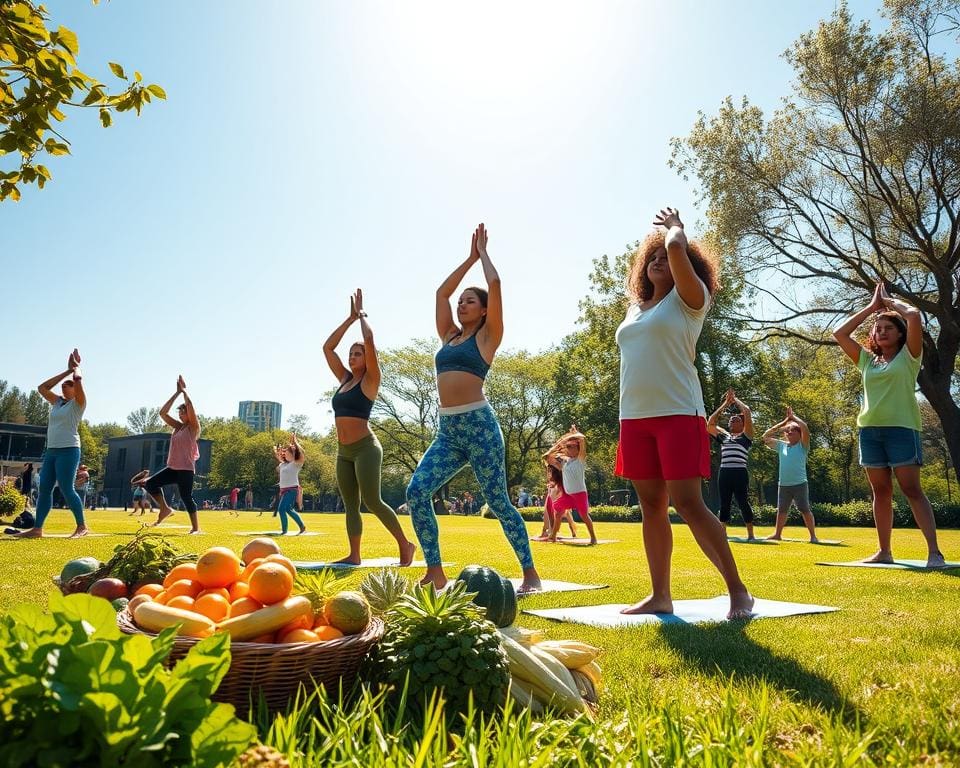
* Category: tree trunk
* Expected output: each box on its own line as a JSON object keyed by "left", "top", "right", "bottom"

{"left": 917, "top": 334, "right": 960, "bottom": 482}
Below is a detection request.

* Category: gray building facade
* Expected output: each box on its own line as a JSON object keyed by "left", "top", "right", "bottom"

{"left": 103, "top": 432, "right": 212, "bottom": 507}
{"left": 0, "top": 422, "right": 46, "bottom": 479}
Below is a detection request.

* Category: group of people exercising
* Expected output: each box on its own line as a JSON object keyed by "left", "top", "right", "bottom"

{"left": 10, "top": 211, "right": 948, "bottom": 610}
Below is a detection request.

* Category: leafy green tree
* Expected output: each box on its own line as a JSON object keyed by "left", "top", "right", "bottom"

{"left": 672, "top": 0, "right": 960, "bottom": 478}
{"left": 23, "top": 390, "right": 48, "bottom": 425}
{"left": 1, "top": 0, "right": 165, "bottom": 201}
{"left": 286, "top": 413, "right": 312, "bottom": 436}
{"left": 126, "top": 406, "right": 162, "bottom": 434}
{"left": 0, "top": 381, "right": 26, "bottom": 423}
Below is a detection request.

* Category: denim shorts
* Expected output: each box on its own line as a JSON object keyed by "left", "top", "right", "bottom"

{"left": 858, "top": 427, "right": 923, "bottom": 468}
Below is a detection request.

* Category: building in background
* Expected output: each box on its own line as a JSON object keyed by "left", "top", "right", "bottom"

{"left": 102, "top": 433, "right": 212, "bottom": 507}
{"left": 238, "top": 401, "right": 282, "bottom": 432}
{"left": 0, "top": 422, "right": 46, "bottom": 479}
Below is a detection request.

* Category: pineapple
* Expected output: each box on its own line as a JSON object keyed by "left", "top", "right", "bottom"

{"left": 237, "top": 743, "right": 290, "bottom": 768}
{"left": 368, "top": 581, "right": 510, "bottom": 719}
{"left": 360, "top": 568, "right": 412, "bottom": 615}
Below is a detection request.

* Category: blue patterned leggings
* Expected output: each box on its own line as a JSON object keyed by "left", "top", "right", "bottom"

{"left": 406, "top": 402, "right": 534, "bottom": 569}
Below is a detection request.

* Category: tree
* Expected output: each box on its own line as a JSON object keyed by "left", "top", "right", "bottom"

{"left": 126, "top": 406, "right": 162, "bottom": 434}
{"left": 672, "top": 0, "right": 960, "bottom": 478}
{"left": 23, "top": 390, "right": 48, "bottom": 425}
{"left": 1, "top": 1, "right": 165, "bottom": 201}
{"left": 0, "top": 381, "right": 26, "bottom": 423}
{"left": 286, "top": 413, "right": 311, "bottom": 435}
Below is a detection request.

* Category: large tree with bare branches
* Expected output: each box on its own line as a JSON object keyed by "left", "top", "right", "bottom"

{"left": 673, "top": 0, "right": 960, "bottom": 477}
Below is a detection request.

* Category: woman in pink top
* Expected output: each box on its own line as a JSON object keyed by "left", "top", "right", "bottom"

{"left": 147, "top": 375, "right": 202, "bottom": 534}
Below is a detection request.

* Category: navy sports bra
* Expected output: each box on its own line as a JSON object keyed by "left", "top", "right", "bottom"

{"left": 434, "top": 333, "right": 490, "bottom": 380}
{"left": 332, "top": 376, "right": 374, "bottom": 420}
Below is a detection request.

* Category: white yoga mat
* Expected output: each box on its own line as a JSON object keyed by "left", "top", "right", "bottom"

{"left": 782, "top": 538, "right": 844, "bottom": 545}
{"left": 524, "top": 596, "right": 838, "bottom": 626}
{"left": 149, "top": 524, "right": 192, "bottom": 529}
{"left": 234, "top": 531, "right": 323, "bottom": 537}
{"left": 294, "top": 558, "right": 451, "bottom": 570}
{"left": 509, "top": 579, "right": 608, "bottom": 596}
{"left": 552, "top": 538, "right": 619, "bottom": 546}
{"left": 817, "top": 559, "right": 960, "bottom": 571}
{"left": 727, "top": 537, "right": 778, "bottom": 545}
{"left": 5, "top": 532, "right": 110, "bottom": 539}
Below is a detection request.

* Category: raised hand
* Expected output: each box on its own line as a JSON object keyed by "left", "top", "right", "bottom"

{"left": 353, "top": 288, "right": 366, "bottom": 318}
{"left": 868, "top": 282, "right": 885, "bottom": 312}
{"left": 68, "top": 349, "right": 81, "bottom": 371}
{"left": 653, "top": 207, "right": 684, "bottom": 230}
{"left": 176, "top": 375, "right": 186, "bottom": 393}
{"left": 725, "top": 388, "right": 735, "bottom": 406}
{"left": 475, "top": 223, "right": 488, "bottom": 259}
{"left": 785, "top": 406, "right": 795, "bottom": 420}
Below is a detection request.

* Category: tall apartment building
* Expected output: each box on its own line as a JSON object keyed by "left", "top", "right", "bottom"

{"left": 238, "top": 401, "right": 282, "bottom": 432}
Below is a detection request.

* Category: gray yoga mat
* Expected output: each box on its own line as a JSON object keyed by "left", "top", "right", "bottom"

{"left": 509, "top": 579, "right": 608, "bottom": 596}
{"left": 782, "top": 538, "right": 844, "bottom": 546}
{"left": 727, "top": 537, "right": 778, "bottom": 545}
{"left": 235, "top": 531, "right": 323, "bottom": 537}
{"left": 524, "top": 596, "right": 838, "bottom": 626}
{"left": 294, "top": 557, "right": 452, "bottom": 570}
{"left": 817, "top": 559, "right": 960, "bottom": 571}
{"left": 552, "top": 538, "right": 619, "bottom": 546}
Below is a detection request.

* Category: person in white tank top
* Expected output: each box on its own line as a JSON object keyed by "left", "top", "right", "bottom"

{"left": 274, "top": 433, "right": 306, "bottom": 535}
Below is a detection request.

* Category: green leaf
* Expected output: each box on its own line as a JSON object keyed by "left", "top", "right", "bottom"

{"left": 146, "top": 84, "right": 167, "bottom": 99}
{"left": 108, "top": 62, "right": 126, "bottom": 80}
{"left": 134, "top": 70, "right": 142, "bottom": 82}
{"left": 99, "top": 109, "right": 112, "bottom": 128}
{"left": 56, "top": 26, "right": 79, "bottom": 56}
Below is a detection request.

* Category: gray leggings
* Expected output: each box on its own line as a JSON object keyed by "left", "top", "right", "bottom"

{"left": 337, "top": 433, "right": 404, "bottom": 539}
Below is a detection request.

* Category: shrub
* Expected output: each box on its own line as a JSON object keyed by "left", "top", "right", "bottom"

{"left": 516, "top": 504, "right": 642, "bottom": 523}
{"left": 0, "top": 483, "right": 26, "bottom": 517}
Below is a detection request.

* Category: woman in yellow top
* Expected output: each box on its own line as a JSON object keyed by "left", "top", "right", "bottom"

{"left": 833, "top": 282, "right": 946, "bottom": 567}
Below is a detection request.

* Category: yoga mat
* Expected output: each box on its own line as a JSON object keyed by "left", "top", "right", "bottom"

{"left": 9, "top": 533, "right": 110, "bottom": 539}
{"left": 817, "top": 559, "right": 960, "bottom": 571}
{"left": 509, "top": 579, "right": 608, "bottom": 596}
{"left": 553, "top": 538, "right": 619, "bottom": 546}
{"left": 782, "top": 538, "right": 844, "bottom": 546}
{"left": 294, "top": 558, "right": 452, "bottom": 570}
{"left": 727, "top": 537, "right": 778, "bottom": 545}
{"left": 524, "top": 597, "right": 838, "bottom": 626}
{"left": 150, "top": 524, "right": 192, "bottom": 529}
{"left": 234, "top": 531, "right": 323, "bottom": 537}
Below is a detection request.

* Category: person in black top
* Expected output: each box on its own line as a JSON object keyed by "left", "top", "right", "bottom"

{"left": 19, "top": 463, "right": 34, "bottom": 510}
{"left": 706, "top": 389, "right": 756, "bottom": 540}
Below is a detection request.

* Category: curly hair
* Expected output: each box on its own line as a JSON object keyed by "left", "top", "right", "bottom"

{"left": 627, "top": 230, "right": 720, "bottom": 303}
{"left": 867, "top": 311, "right": 908, "bottom": 358}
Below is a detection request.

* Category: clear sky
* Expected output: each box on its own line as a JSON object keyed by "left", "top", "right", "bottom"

{"left": 2, "top": 0, "right": 883, "bottom": 431}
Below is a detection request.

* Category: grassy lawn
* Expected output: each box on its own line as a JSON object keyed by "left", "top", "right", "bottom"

{"left": 3, "top": 509, "right": 959, "bottom": 764}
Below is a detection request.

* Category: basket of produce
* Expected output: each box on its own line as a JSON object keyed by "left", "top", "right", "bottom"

{"left": 116, "top": 538, "right": 383, "bottom": 712}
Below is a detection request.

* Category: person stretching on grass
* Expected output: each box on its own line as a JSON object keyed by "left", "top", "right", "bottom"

{"left": 543, "top": 425, "right": 597, "bottom": 543}
{"left": 324, "top": 289, "right": 417, "bottom": 565}
{"left": 406, "top": 223, "right": 542, "bottom": 593}
{"left": 147, "top": 376, "right": 202, "bottom": 534}
{"left": 15, "top": 349, "right": 90, "bottom": 539}
{"left": 534, "top": 464, "right": 578, "bottom": 541}
{"left": 833, "top": 282, "right": 946, "bottom": 567}
{"left": 614, "top": 207, "right": 752, "bottom": 619}
{"left": 707, "top": 389, "right": 756, "bottom": 541}
{"left": 274, "top": 434, "right": 307, "bottom": 535}
{"left": 129, "top": 469, "right": 151, "bottom": 516}
{"left": 762, "top": 408, "right": 819, "bottom": 543}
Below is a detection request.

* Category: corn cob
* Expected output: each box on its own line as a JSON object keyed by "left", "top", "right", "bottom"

{"left": 499, "top": 634, "right": 588, "bottom": 716}
{"left": 533, "top": 640, "right": 601, "bottom": 668}
{"left": 498, "top": 625, "right": 545, "bottom": 647}
{"left": 574, "top": 660, "right": 603, "bottom": 691}
{"left": 507, "top": 677, "right": 544, "bottom": 716}
{"left": 569, "top": 669, "right": 597, "bottom": 704}
{"left": 529, "top": 645, "right": 581, "bottom": 701}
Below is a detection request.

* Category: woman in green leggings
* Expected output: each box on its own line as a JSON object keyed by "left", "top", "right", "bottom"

{"left": 323, "top": 289, "right": 417, "bottom": 565}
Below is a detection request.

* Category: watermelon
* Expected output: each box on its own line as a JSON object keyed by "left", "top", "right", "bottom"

{"left": 111, "top": 597, "right": 130, "bottom": 612}
{"left": 456, "top": 565, "right": 517, "bottom": 627}
{"left": 59, "top": 556, "right": 101, "bottom": 584}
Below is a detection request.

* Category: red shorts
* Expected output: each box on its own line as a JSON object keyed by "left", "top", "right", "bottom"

{"left": 553, "top": 490, "right": 589, "bottom": 517}
{"left": 615, "top": 415, "right": 711, "bottom": 481}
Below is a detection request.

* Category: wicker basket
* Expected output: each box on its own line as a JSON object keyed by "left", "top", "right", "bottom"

{"left": 117, "top": 610, "right": 384, "bottom": 712}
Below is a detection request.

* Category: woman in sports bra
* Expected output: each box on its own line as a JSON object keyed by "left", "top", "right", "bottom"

{"left": 406, "top": 223, "right": 542, "bottom": 593}
{"left": 323, "top": 289, "right": 417, "bottom": 565}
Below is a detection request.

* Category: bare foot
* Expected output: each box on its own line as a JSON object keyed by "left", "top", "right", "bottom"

{"left": 621, "top": 595, "right": 673, "bottom": 615}
{"left": 746, "top": 535, "right": 757, "bottom": 541}
{"left": 517, "top": 577, "right": 542, "bottom": 594}
{"left": 419, "top": 572, "right": 448, "bottom": 590}
{"left": 926, "top": 551, "right": 947, "bottom": 569}
{"left": 398, "top": 540, "right": 417, "bottom": 567}
{"left": 13, "top": 527, "right": 42, "bottom": 539}
{"left": 333, "top": 556, "right": 362, "bottom": 566}
{"left": 809, "top": 537, "right": 820, "bottom": 544}
{"left": 297, "top": 527, "right": 306, "bottom": 536}
{"left": 154, "top": 509, "right": 174, "bottom": 526}
{"left": 863, "top": 550, "right": 894, "bottom": 564}
{"left": 69, "top": 526, "right": 90, "bottom": 539}
{"left": 727, "top": 591, "right": 755, "bottom": 620}
{"left": 589, "top": 538, "right": 598, "bottom": 545}
{"left": 765, "top": 534, "right": 782, "bottom": 541}
{"left": 188, "top": 529, "right": 203, "bottom": 535}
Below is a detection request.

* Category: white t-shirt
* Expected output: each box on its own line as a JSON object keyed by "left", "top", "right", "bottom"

{"left": 615, "top": 281, "right": 709, "bottom": 420}
{"left": 561, "top": 457, "right": 587, "bottom": 495}
{"left": 278, "top": 461, "right": 301, "bottom": 488}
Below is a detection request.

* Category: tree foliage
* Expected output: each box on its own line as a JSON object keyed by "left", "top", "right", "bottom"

{"left": 126, "top": 406, "right": 162, "bottom": 434}
{"left": 0, "top": 379, "right": 48, "bottom": 424}
{"left": 0, "top": 0, "right": 165, "bottom": 201}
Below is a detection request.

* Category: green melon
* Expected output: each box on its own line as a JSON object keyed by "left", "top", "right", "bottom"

{"left": 60, "top": 556, "right": 101, "bottom": 584}
{"left": 111, "top": 597, "right": 130, "bottom": 612}
{"left": 456, "top": 565, "right": 517, "bottom": 627}
{"left": 323, "top": 591, "right": 371, "bottom": 635}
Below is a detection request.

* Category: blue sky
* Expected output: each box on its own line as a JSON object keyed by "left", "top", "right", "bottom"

{"left": 2, "top": 0, "right": 883, "bottom": 431}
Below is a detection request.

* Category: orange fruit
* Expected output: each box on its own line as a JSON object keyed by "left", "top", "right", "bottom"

{"left": 194, "top": 593, "right": 231, "bottom": 622}
{"left": 240, "top": 558, "right": 265, "bottom": 582}
{"left": 248, "top": 563, "right": 293, "bottom": 605}
{"left": 313, "top": 625, "right": 344, "bottom": 642}
{"left": 263, "top": 554, "right": 297, "bottom": 578}
{"left": 198, "top": 587, "right": 230, "bottom": 601}
{"left": 163, "top": 563, "right": 199, "bottom": 588}
{"left": 313, "top": 613, "right": 328, "bottom": 626}
{"left": 248, "top": 632, "right": 276, "bottom": 643}
{"left": 278, "top": 628, "right": 319, "bottom": 644}
{"left": 165, "top": 579, "right": 202, "bottom": 600}
{"left": 167, "top": 595, "right": 195, "bottom": 611}
{"left": 154, "top": 590, "right": 168, "bottom": 605}
{"left": 135, "top": 583, "right": 164, "bottom": 598}
{"left": 228, "top": 581, "right": 249, "bottom": 601}
{"left": 241, "top": 537, "right": 281, "bottom": 565}
{"left": 278, "top": 613, "right": 313, "bottom": 637}
{"left": 228, "top": 596, "right": 263, "bottom": 618}
{"left": 196, "top": 547, "right": 242, "bottom": 588}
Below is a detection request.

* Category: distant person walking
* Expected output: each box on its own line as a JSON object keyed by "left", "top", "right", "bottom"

{"left": 833, "top": 282, "right": 946, "bottom": 567}
{"left": 323, "top": 289, "right": 416, "bottom": 564}
{"left": 147, "top": 376, "right": 203, "bottom": 534}
{"left": 75, "top": 464, "right": 90, "bottom": 510}
{"left": 706, "top": 389, "right": 756, "bottom": 540}
{"left": 229, "top": 486, "right": 240, "bottom": 516}
{"left": 15, "top": 349, "right": 89, "bottom": 538}
{"left": 129, "top": 469, "right": 150, "bottom": 516}
{"left": 244, "top": 487, "right": 253, "bottom": 510}
{"left": 19, "top": 463, "right": 34, "bottom": 511}
{"left": 274, "top": 434, "right": 307, "bottom": 535}
{"left": 762, "top": 408, "right": 819, "bottom": 543}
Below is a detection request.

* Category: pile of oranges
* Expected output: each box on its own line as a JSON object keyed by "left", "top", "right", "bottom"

{"left": 128, "top": 538, "right": 344, "bottom": 643}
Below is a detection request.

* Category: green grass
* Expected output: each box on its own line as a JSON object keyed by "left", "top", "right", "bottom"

{"left": 3, "top": 509, "right": 960, "bottom": 765}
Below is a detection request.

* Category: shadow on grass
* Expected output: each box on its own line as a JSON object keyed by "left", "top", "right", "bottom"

{"left": 658, "top": 621, "right": 864, "bottom": 721}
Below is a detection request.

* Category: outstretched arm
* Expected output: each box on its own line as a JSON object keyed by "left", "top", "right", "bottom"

{"left": 291, "top": 433, "right": 306, "bottom": 466}
{"left": 355, "top": 289, "right": 382, "bottom": 397}
{"left": 731, "top": 394, "right": 754, "bottom": 439}
{"left": 761, "top": 416, "right": 789, "bottom": 448}
{"left": 158, "top": 382, "right": 183, "bottom": 430}
{"left": 880, "top": 284, "right": 923, "bottom": 358}
{"left": 786, "top": 407, "right": 810, "bottom": 450}
{"left": 38, "top": 349, "right": 81, "bottom": 405}
{"left": 833, "top": 282, "right": 884, "bottom": 363}
{"left": 436, "top": 234, "right": 479, "bottom": 340}
{"left": 474, "top": 223, "right": 504, "bottom": 350}
{"left": 706, "top": 390, "right": 734, "bottom": 437}
{"left": 177, "top": 376, "right": 200, "bottom": 436}
{"left": 323, "top": 295, "right": 358, "bottom": 382}
{"left": 654, "top": 208, "right": 705, "bottom": 310}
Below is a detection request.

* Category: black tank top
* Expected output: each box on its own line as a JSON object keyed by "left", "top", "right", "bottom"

{"left": 331, "top": 376, "right": 374, "bottom": 420}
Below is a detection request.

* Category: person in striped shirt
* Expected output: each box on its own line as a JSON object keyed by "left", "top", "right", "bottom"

{"left": 707, "top": 389, "right": 756, "bottom": 540}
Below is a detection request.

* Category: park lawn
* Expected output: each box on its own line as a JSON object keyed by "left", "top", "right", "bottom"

{"left": 3, "top": 509, "right": 960, "bottom": 765}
